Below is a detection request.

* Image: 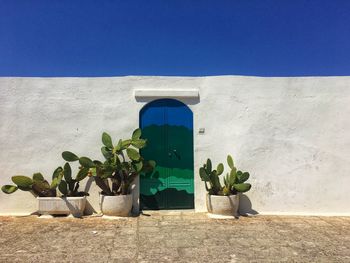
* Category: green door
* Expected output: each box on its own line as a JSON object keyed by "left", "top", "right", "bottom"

{"left": 140, "top": 99, "right": 194, "bottom": 210}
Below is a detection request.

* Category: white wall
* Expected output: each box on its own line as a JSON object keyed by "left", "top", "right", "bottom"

{"left": 0, "top": 76, "right": 349, "bottom": 215}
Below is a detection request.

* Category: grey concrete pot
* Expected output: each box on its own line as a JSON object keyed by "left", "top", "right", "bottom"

{"left": 206, "top": 194, "right": 239, "bottom": 217}
{"left": 99, "top": 193, "right": 133, "bottom": 217}
{"left": 37, "top": 196, "right": 86, "bottom": 217}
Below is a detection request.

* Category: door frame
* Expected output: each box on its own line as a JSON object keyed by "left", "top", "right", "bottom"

{"left": 138, "top": 98, "right": 195, "bottom": 210}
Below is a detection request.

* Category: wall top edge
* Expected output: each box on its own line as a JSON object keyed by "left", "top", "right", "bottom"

{"left": 1, "top": 75, "right": 350, "bottom": 80}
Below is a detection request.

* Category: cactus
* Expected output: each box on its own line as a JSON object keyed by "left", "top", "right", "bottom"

{"left": 1, "top": 168, "right": 64, "bottom": 197}
{"left": 199, "top": 154, "right": 252, "bottom": 196}
{"left": 63, "top": 128, "right": 155, "bottom": 196}
{"left": 58, "top": 162, "right": 89, "bottom": 197}
{"left": 199, "top": 158, "right": 224, "bottom": 195}
{"left": 224, "top": 155, "right": 251, "bottom": 194}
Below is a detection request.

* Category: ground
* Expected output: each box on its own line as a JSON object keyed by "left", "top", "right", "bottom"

{"left": 0, "top": 212, "right": 349, "bottom": 263}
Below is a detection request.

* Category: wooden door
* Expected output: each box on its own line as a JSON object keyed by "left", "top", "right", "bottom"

{"left": 140, "top": 99, "right": 194, "bottom": 209}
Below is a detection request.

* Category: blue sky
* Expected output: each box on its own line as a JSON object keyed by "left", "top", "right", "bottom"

{"left": 1, "top": 0, "right": 350, "bottom": 77}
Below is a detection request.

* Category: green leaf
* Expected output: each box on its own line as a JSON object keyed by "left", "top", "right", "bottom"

{"left": 121, "top": 161, "right": 131, "bottom": 170}
{"left": 206, "top": 159, "right": 212, "bottom": 173}
{"left": 102, "top": 132, "right": 113, "bottom": 149}
{"left": 132, "top": 128, "right": 142, "bottom": 140}
{"left": 52, "top": 167, "right": 63, "bottom": 180}
{"left": 199, "top": 167, "right": 210, "bottom": 181}
{"left": 12, "top": 176, "right": 33, "bottom": 188}
{"left": 131, "top": 139, "right": 147, "bottom": 149}
{"left": 233, "top": 183, "right": 251, "bottom": 193}
{"left": 227, "top": 155, "right": 234, "bottom": 169}
{"left": 101, "top": 170, "right": 113, "bottom": 179}
{"left": 50, "top": 178, "right": 59, "bottom": 189}
{"left": 114, "top": 139, "right": 123, "bottom": 152}
{"left": 64, "top": 163, "right": 72, "bottom": 182}
{"left": 224, "top": 174, "right": 229, "bottom": 187}
{"left": 58, "top": 180, "right": 68, "bottom": 195}
{"left": 101, "top": 146, "right": 113, "bottom": 159}
{"left": 93, "top": 160, "right": 103, "bottom": 166}
{"left": 126, "top": 148, "right": 140, "bottom": 161}
{"left": 210, "top": 171, "right": 222, "bottom": 192}
{"left": 122, "top": 139, "right": 132, "bottom": 149}
{"left": 1, "top": 185, "right": 18, "bottom": 194}
{"left": 79, "top": 157, "right": 95, "bottom": 168}
{"left": 237, "top": 171, "right": 250, "bottom": 183}
{"left": 18, "top": 186, "right": 32, "bottom": 191}
{"left": 76, "top": 167, "right": 89, "bottom": 181}
{"left": 216, "top": 163, "right": 224, "bottom": 175}
{"left": 229, "top": 168, "right": 237, "bottom": 184}
{"left": 62, "top": 151, "right": 79, "bottom": 162}
{"left": 34, "top": 180, "right": 50, "bottom": 190}
{"left": 133, "top": 161, "right": 143, "bottom": 172}
{"left": 32, "top": 173, "right": 44, "bottom": 182}
{"left": 90, "top": 167, "right": 97, "bottom": 177}
{"left": 223, "top": 186, "right": 230, "bottom": 195}
{"left": 51, "top": 167, "right": 63, "bottom": 189}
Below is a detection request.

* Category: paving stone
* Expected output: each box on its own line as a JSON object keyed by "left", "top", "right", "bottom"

{"left": 137, "top": 247, "right": 179, "bottom": 262}
{"left": 0, "top": 215, "right": 349, "bottom": 262}
{"left": 138, "top": 226, "right": 160, "bottom": 233}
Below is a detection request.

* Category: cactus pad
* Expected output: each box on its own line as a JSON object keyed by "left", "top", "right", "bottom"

{"left": 12, "top": 176, "right": 33, "bottom": 188}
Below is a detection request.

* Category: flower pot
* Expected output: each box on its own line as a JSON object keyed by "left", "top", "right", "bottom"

{"left": 206, "top": 194, "right": 239, "bottom": 217}
{"left": 99, "top": 193, "right": 133, "bottom": 217}
{"left": 37, "top": 196, "right": 86, "bottom": 217}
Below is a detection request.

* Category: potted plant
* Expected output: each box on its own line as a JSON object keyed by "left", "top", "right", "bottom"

{"left": 1, "top": 165, "right": 89, "bottom": 217}
{"left": 199, "top": 155, "right": 251, "bottom": 217}
{"left": 62, "top": 128, "right": 155, "bottom": 217}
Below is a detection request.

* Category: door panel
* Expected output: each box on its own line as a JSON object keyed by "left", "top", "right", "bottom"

{"left": 140, "top": 99, "right": 194, "bottom": 210}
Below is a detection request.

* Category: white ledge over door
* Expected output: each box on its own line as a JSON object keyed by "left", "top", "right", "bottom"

{"left": 134, "top": 89, "right": 199, "bottom": 98}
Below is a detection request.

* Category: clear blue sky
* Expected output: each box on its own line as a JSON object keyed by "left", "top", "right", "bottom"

{"left": 1, "top": 0, "right": 350, "bottom": 77}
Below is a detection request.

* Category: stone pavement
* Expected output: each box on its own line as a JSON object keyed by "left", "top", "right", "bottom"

{"left": 0, "top": 212, "right": 349, "bottom": 263}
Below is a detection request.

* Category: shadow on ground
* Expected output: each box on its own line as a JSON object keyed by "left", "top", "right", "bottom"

{"left": 239, "top": 194, "right": 258, "bottom": 216}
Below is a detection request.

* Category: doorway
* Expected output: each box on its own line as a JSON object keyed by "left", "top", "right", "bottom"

{"left": 139, "top": 99, "right": 194, "bottom": 209}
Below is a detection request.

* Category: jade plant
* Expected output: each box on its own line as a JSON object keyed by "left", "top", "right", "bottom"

{"left": 1, "top": 167, "right": 64, "bottom": 197}
{"left": 199, "top": 155, "right": 251, "bottom": 195}
{"left": 62, "top": 128, "right": 155, "bottom": 196}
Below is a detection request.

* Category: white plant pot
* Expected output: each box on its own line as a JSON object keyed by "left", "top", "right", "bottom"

{"left": 99, "top": 193, "right": 133, "bottom": 217}
{"left": 37, "top": 196, "right": 86, "bottom": 217}
{"left": 206, "top": 194, "right": 240, "bottom": 217}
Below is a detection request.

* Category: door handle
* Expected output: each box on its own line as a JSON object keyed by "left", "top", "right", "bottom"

{"left": 168, "top": 149, "right": 176, "bottom": 155}
{"left": 168, "top": 150, "right": 179, "bottom": 158}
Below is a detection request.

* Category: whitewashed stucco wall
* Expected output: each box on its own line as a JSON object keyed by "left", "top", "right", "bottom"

{"left": 0, "top": 76, "right": 349, "bottom": 215}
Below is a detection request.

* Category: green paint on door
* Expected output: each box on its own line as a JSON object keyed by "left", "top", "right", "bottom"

{"left": 140, "top": 99, "right": 194, "bottom": 209}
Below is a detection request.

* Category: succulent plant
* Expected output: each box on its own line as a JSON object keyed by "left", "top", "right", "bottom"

{"left": 1, "top": 168, "right": 64, "bottom": 197}
{"left": 199, "top": 155, "right": 251, "bottom": 196}
{"left": 58, "top": 162, "right": 89, "bottom": 197}
{"left": 223, "top": 155, "right": 251, "bottom": 195}
{"left": 62, "top": 128, "right": 155, "bottom": 196}
{"left": 199, "top": 159, "right": 224, "bottom": 195}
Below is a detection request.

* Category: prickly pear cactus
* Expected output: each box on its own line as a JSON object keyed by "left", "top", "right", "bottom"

{"left": 199, "top": 158, "right": 224, "bottom": 195}
{"left": 199, "top": 154, "right": 252, "bottom": 195}
{"left": 1, "top": 169, "right": 62, "bottom": 197}
{"left": 62, "top": 128, "right": 155, "bottom": 196}
{"left": 57, "top": 162, "right": 89, "bottom": 197}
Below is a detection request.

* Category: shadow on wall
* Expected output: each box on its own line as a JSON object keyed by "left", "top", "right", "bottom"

{"left": 239, "top": 194, "right": 259, "bottom": 216}
{"left": 135, "top": 96, "right": 200, "bottom": 105}
{"left": 140, "top": 188, "right": 194, "bottom": 210}
{"left": 83, "top": 177, "right": 97, "bottom": 215}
